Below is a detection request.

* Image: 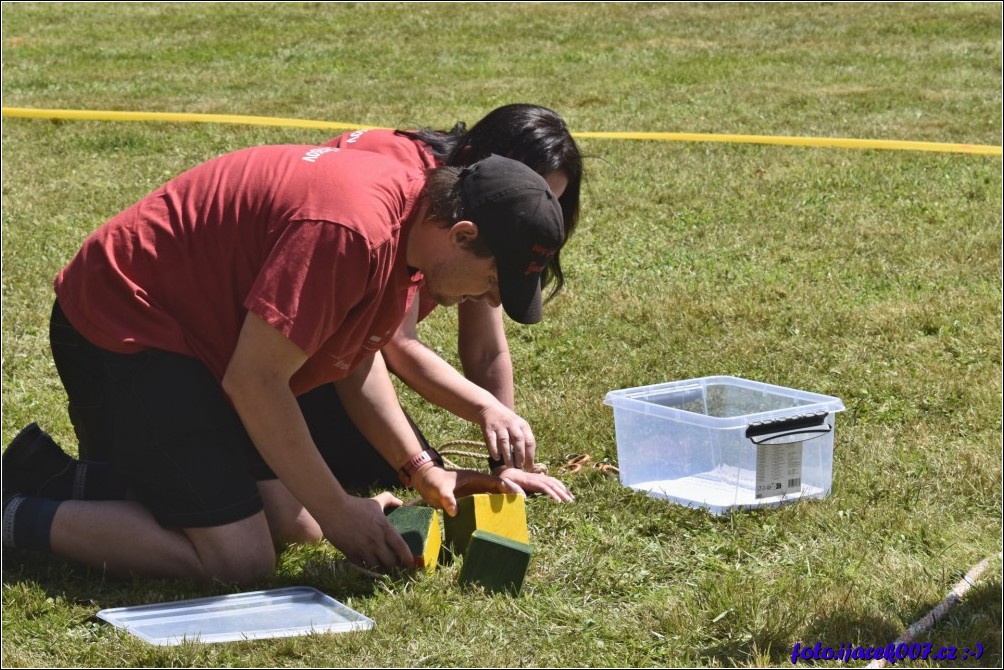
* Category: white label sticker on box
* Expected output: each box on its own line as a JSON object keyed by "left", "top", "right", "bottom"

{"left": 755, "top": 442, "right": 802, "bottom": 499}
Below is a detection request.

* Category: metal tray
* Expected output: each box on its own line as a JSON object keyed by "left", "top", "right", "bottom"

{"left": 96, "top": 586, "right": 374, "bottom": 645}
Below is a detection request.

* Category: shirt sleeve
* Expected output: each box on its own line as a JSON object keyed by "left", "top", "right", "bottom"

{"left": 244, "top": 219, "right": 372, "bottom": 356}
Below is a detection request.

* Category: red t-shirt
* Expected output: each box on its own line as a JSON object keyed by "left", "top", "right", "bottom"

{"left": 54, "top": 145, "right": 425, "bottom": 395}
{"left": 324, "top": 129, "right": 442, "bottom": 321}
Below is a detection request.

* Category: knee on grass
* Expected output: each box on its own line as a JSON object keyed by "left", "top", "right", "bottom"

{"left": 271, "top": 512, "right": 323, "bottom": 547}
{"left": 201, "top": 546, "right": 277, "bottom": 585}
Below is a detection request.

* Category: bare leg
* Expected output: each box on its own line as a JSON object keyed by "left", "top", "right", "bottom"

{"left": 258, "top": 479, "right": 321, "bottom": 547}
{"left": 49, "top": 500, "right": 276, "bottom": 584}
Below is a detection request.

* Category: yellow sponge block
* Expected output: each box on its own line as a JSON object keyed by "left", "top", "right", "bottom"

{"left": 386, "top": 506, "right": 441, "bottom": 573}
{"left": 443, "top": 493, "right": 528, "bottom": 556}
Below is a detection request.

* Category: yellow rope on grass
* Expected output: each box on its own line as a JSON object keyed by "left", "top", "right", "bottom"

{"left": 4, "top": 107, "right": 1001, "bottom": 156}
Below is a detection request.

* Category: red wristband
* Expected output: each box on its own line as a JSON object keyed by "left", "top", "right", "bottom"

{"left": 398, "top": 448, "right": 443, "bottom": 486}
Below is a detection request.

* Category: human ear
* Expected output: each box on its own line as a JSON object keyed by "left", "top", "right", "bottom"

{"left": 450, "top": 220, "right": 479, "bottom": 246}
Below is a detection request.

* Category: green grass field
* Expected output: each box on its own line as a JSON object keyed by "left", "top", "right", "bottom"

{"left": 2, "top": 2, "right": 1001, "bottom": 667}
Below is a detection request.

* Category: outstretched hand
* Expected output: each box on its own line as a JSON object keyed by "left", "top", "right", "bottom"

{"left": 412, "top": 465, "right": 523, "bottom": 516}
{"left": 497, "top": 467, "right": 574, "bottom": 502}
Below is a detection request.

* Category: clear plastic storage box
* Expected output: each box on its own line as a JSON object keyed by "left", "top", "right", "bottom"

{"left": 604, "top": 376, "right": 844, "bottom": 515}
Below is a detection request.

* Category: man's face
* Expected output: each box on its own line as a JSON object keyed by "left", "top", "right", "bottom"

{"left": 423, "top": 233, "right": 501, "bottom": 310}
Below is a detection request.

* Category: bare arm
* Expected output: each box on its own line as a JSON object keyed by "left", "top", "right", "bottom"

{"left": 457, "top": 298, "right": 515, "bottom": 408}
{"left": 333, "top": 350, "right": 426, "bottom": 473}
{"left": 458, "top": 300, "right": 573, "bottom": 502}
{"left": 385, "top": 300, "right": 573, "bottom": 502}
{"left": 222, "top": 312, "right": 412, "bottom": 570}
{"left": 334, "top": 348, "right": 520, "bottom": 515}
{"left": 383, "top": 299, "right": 535, "bottom": 468}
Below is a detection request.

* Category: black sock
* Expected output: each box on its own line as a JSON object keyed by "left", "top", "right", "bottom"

{"left": 2, "top": 495, "right": 62, "bottom": 551}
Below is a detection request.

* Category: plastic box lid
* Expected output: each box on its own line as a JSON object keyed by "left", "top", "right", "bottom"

{"left": 603, "top": 375, "right": 845, "bottom": 429}
{"left": 96, "top": 586, "right": 373, "bottom": 645}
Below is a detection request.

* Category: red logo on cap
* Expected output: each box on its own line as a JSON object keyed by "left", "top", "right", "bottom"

{"left": 531, "top": 244, "right": 557, "bottom": 257}
{"left": 524, "top": 244, "right": 557, "bottom": 275}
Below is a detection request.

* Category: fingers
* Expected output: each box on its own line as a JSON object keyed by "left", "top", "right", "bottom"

{"left": 440, "top": 488, "right": 458, "bottom": 517}
{"left": 521, "top": 427, "right": 537, "bottom": 470}
{"left": 370, "top": 491, "right": 403, "bottom": 511}
{"left": 537, "top": 476, "right": 574, "bottom": 503}
{"left": 525, "top": 426, "right": 537, "bottom": 460}
{"left": 412, "top": 466, "right": 460, "bottom": 517}
{"left": 496, "top": 430, "right": 513, "bottom": 467}
{"left": 499, "top": 477, "right": 525, "bottom": 497}
{"left": 352, "top": 513, "right": 414, "bottom": 572}
{"left": 486, "top": 423, "right": 536, "bottom": 470}
{"left": 479, "top": 407, "right": 536, "bottom": 471}
{"left": 452, "top": 470, "right": 525, "bottom": 500}
{"left": 488, "top": 429, "right": 518, "bottom": 468}
{"left": 497, "top": 469, "right": 575, "bottom": 503}
{"left": 502, "top": 424, "right": 535, "bottom": 469}
{"left": 331, "top": 495, "right": 414, "bottom": 573}
{"left": 485, "top": 429, "right": 499, "bottom": 461}
{"left": 384, "top": 518, "right": 417, "bottom": 568}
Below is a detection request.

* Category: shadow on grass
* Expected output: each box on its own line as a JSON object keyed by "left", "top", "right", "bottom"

{"left": 905, "top": 577, "right": 1002, "bottom": 667}
{"left": 690, "top": 573, "right": 1002, "bottom": 667}
{"left": 1, "top": 546, "right": 382, "bottom": 613}
{"left": 787, "top": 578, "right": 1001, "bottom": 667}
{"left": 698, "top": 628, "right": 812, "bottom": 666}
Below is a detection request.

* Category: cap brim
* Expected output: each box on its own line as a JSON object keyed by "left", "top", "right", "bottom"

{"left": 499, "top": 269, "right": 543, "bottom": 325}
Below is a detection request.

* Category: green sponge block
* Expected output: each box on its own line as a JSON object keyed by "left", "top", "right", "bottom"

{"left": 458, "top": 529, "right": 533, "bottom": 595}
{"left": 443, "top": 493, "right": 528, "bottom": 557}
{"left": 386, "top": 506, "right": 441, "bottom": 573}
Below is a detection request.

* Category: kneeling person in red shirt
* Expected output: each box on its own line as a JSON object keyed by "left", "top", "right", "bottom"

{"left": 3, "top": 148, "right": 563, "bottom": 583}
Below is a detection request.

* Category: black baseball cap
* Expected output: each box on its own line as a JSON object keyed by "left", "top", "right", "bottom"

{"left": 459, "top": 155, "right": 564, "bottom": 325}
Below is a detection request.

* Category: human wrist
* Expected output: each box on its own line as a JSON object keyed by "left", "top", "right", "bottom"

{"left": 315, "top": 482, "right": 355, "bottom": 522}
{"left": 473, "top": 392, "right": 508, "bottom": 421}
{"left": 398, "top": 448, "right": 443, "bottom": 486}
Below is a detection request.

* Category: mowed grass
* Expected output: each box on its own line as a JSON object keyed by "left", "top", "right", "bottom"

{"left": 2, "top": 2, "right": 1001, "bottom": 667}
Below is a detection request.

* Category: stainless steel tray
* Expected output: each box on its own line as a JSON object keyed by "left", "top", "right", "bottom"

{"left": 96, "top": 586, "right": 374, "bottom": 645}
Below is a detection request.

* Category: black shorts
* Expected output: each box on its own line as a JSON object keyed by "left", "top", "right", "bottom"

{"left": 296, "top": 383, "right": 420, "bottom": 491}
{"left": 49, "top": 301, "right": 265, "bottom": 529}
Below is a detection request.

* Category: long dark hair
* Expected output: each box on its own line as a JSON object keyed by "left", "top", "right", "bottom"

{"left": 399, "top": 104, "right": 582, "bottom": 300}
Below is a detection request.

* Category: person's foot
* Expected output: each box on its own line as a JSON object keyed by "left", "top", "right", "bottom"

{"left": 2, "top": 423, "right": 76, "bottom": 498}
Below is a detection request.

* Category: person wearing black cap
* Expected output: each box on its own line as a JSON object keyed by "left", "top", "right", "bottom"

{"left": 298, "top": 105, "right": 581, "bottom": 502}
{"left": 2, "top": 146, "right": 563, "bottom": 583}
{"left": 451, "top": 155, "right": 564, "bottom": 324}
